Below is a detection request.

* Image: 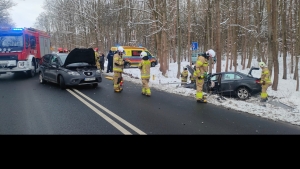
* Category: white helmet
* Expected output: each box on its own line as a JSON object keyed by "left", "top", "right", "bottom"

{"left": 206, "top": 49, "right": 216, "bottom": 57}
{"left": 140, "top": 51, "right": 147, "bottom": 58}
{"left": 259, "top": 62, "right": 266, "bottom": 67}
{"left": 117, "top": 46, "right": 124, "bottom": 53}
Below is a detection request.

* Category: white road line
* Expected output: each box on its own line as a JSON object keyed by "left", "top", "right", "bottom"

{"left": 66, "top": 89, "right": 132, "bottom": 135}
{"left": 72, "top": 89, "right": 147, "bottom": 135}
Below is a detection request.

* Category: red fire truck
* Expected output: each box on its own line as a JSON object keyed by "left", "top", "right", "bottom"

{"left": 0, "top": 27, "right": 51, "bottom": 77}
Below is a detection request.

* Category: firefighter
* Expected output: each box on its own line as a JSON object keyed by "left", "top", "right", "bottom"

{"left": 113, "top": 46, "right": 125, "bottom": 92}
{"left": 138, "top": 51, "right": 151, "bottom": 96}
{"left": 193, "top": 52, "right": 209, "bottom": 103}
{"left": 181, "top": 67, "right": 189, "bottom": 86}
{"left": 94, "top": 48, "right": 101, "bottom": 70}
{"left": 259, "top": 62, "right": 272, "bottom": 102}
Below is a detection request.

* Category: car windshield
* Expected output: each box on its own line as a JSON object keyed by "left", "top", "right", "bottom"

{"left": 57, "top": 53, "right": 90, "bottom": 66}
{"left": 0, "top": 34, "right": 23, "bottom": 47}
{"left": 57, "top": 53, "right": 68, "bottom": 63}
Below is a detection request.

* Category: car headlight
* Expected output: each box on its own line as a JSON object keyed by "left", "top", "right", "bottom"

{"left": 68, "top": 71, "right": 80, "bottom": 76}
{"left": 96, "top": 70, "right": 101, "bottom": 75}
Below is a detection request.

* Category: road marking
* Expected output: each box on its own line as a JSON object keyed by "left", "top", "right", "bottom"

{"left": 72, "top": 89, "right": 147, "bottom": 135}
{"left": 66, "top": 89, "right": 133, "bottom": 135}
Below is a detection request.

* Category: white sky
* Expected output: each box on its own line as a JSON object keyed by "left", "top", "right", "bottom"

{"left": 8, "top": 0, "right": 45, "bottom": 28}
{"left": 104, "top": 55, "right": 300, "bottom": 126}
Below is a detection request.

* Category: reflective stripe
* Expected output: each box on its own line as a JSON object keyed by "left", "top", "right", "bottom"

{"left": 261, "top": 92, "right": 268, "bottom": 99}
{"left": 196, "top": 61, "right": 203, "bottom": 67}
{"left": 141, "top": 74, "right": 150, "bottom": 79}
{"left": 196, "top": 92, "right": 203, "bottom": 99}
{"left": 113, "top": 67, "right": 123, "bottom": 72}
{"left": 146, "top": 88, "right": 151, "bottom": 95}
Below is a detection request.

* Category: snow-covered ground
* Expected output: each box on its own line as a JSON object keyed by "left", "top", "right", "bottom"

{"left": 104, "top": 56, "right": 300, "bottom": 126}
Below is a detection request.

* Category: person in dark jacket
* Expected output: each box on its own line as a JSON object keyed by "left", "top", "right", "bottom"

{"left": 99, "top": 52, "right": 105, "bottom": 71}
{"left": 106, "top": 50, "right": 114, "bottom": 73}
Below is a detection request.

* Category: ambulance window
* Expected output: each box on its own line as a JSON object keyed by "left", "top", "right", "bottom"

{"left": 25, "top": 34, "right": 29, "bottom": 48}
{"left": 132, "top": 50, "right": 142, "bottom": 56}
{"left": 30, "top": 36, "right": 36, "bottom": 49}
{"left": 146, "top": 51, "right": 151, "bottom": 57}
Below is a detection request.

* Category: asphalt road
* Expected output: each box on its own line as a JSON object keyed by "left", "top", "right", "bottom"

{"left": 1, "top": 72, "right": 300, "bottom": 135}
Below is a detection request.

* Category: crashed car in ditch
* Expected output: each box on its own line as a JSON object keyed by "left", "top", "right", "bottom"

{"left": 38, "top": 48, "right": 102, "bottom": 89}
{"left": 186, "top": 65, "right": 262, "bottom": 100}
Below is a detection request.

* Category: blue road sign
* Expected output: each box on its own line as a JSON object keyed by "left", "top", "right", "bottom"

{"left": 192, "top": 42, "right": 198, "bottom": 51}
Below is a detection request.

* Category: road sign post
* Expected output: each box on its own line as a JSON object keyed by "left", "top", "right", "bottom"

{"left": 191, "top": 42, "right": 198, "bottom": 65}
{"left": 192, "top": 42, "right": 198, "bottom": 51}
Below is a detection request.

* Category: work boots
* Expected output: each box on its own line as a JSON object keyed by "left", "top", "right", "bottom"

{"left": 114, "top": 88, "right": 123, "bottom": 93}
{"left": 260, "top": 98, "right": 267, "bottom": 102}
{"left": 197, "top": 99, "right": 207, "bottom": 103}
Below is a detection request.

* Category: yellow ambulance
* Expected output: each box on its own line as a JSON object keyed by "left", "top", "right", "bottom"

{"left": 111, "top": 46, "right": 158, "bottom": 68}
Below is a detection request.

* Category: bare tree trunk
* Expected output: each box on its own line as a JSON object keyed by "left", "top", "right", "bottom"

{"left": 295, "top": 0, "right": 300, "bottom": 85}
{"left": 215, "top": 0, "right": 221, "bottom": 73}
{"left": 294, "top": 0, "right": 299, "bottom": 80}
{"left": 272, "top": 0, "right": 279, "bottom": 91}
{"left": 225, "top": 18, "right": 231, "bottom": 72}
{"left": 266, "top": 0, "right": 273, "bottom": 76}
{"left": 241, "top": 0, "right": 246, "bottom": 69}
{"left": 206, "top": 0, "right": 212, "bottom": 73}
{"left": 296, "top": 57, "right": 299, "bottom": 91}
{"left": 232, "top": 0, "right": 238, "bottom": 72}
{"left": 162, "top": 0, "right": 168, "bottom": 76}
{"left": 282, "top": 0, "right": 288, "bottom": 79}
{"left": 187, "top": 0, "right": 192, "bottom": 65}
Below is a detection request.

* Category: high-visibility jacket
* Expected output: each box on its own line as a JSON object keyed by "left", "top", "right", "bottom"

{"left": 260, "top": 67, "right": 272, "bottom": 84}
{"left": 113, "top": 53, "right": 124, "bottom": 73}
{"left": 95, "top": 52, "right": 100, "bottom": 68}
{"left": 138, "top": 58, "right": 151, "bottom": 79}
{"left": 194, "top": 56, "right": 208, "bottom": 79}
{"left": 181, "top": 70, "right": 188, "bottom": 82}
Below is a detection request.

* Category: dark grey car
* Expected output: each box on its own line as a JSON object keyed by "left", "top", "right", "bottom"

{"left": 38, "top": 48, "right": 102, "bottom": 89}
{"left": 186, "top": 66, "right": 261, "bottom": 100}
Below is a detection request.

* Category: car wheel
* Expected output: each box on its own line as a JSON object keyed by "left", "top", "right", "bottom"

{"left": 124, "top": 62, "right": 130, "bottom": 68}
{"left": 59, "top": 75, "right": 66, "bottom": 90}
{"left": 151, "top": 62, "right": 156, "bottom": 67}
{"left": 236, "top": 87, "right": 250, "bottom": 100}
{"left": 39, "top": 72, "right": 46, "bottom": 84}
{"left": 92, "top": 83, "right": 98, "bottom": 88}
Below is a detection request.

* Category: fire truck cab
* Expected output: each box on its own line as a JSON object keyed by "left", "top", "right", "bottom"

{"left": 0, "top": 27, "right": 51, "bottom": 77}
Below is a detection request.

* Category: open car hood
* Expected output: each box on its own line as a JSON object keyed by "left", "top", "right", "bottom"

{"left": 63, "top": 48, "right": 95, "bottom": 66}
{"left": 248, "top": 66, "right": 259, "bottom": 77}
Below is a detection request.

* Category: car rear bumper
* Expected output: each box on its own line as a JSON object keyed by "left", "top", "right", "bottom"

{"left": 251, "top": 87, "right": 262, "bottom": 94}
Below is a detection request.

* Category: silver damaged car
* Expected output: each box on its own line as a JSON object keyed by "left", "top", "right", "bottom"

{"left": 38, "top": 48, "right": 102, "bottom": 89}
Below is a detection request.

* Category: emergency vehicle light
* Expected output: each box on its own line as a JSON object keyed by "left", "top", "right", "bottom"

{"left": 12, "top": 28, "right": 24, "bottom": 31}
